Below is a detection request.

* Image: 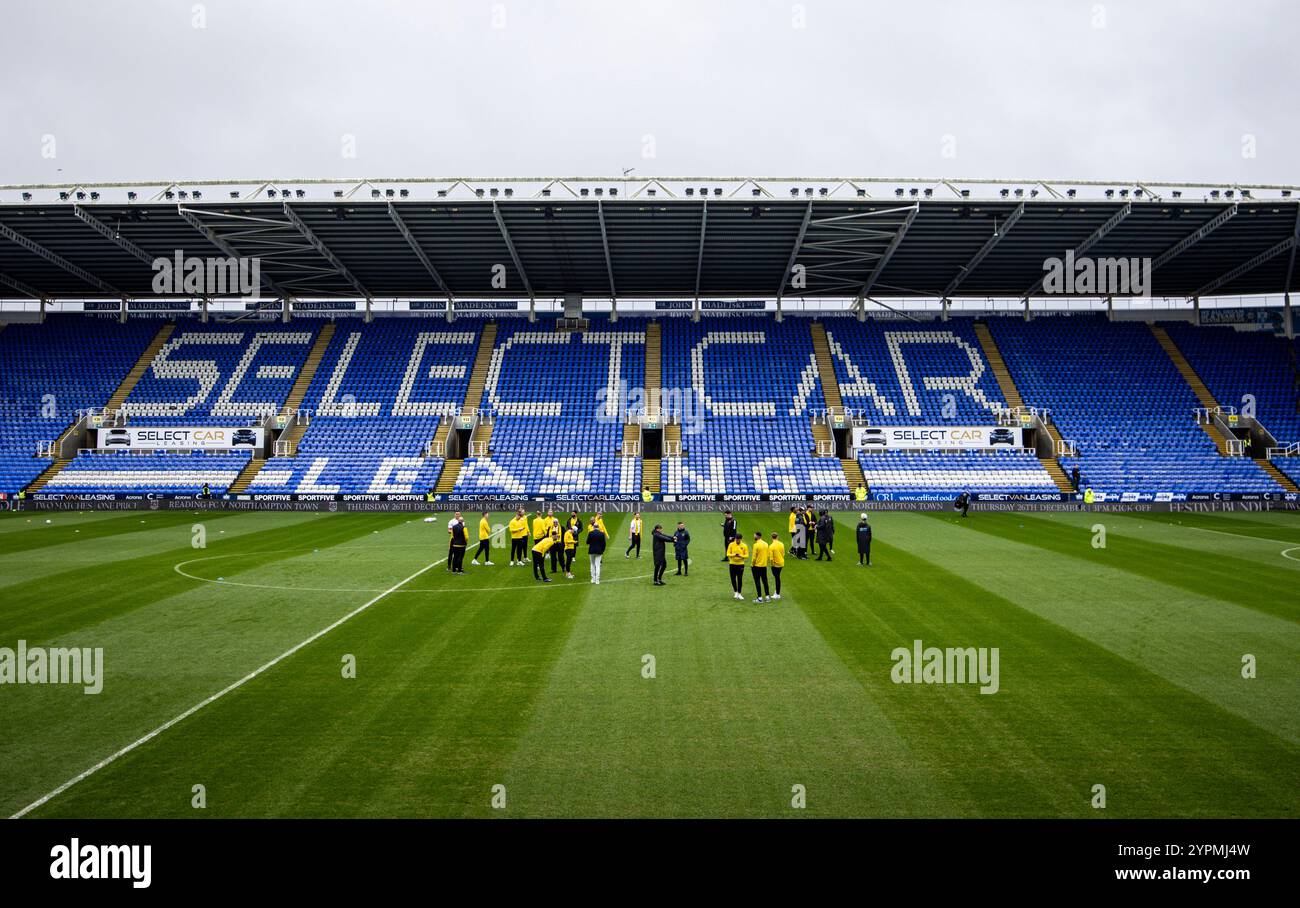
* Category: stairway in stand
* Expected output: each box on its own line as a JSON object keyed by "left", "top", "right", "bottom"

{"left": 973, "top": 320, "right": 1075, "bottom": 494}
{"left": 26, "top": 321, "right": 176, "bottom": 493}
{"left": 435, "top": 323, "right": 498, "bottom": 494}
{"left": 808, "top": 322, "right": 865, "bottom": 492}
{"left": 1149, "top": 324, "right": 1234, "bottom": 455}
{"left": 639, "top": 322, "right": 662, "bottom": 493}
{"left": 1256, "top": 458, "right": 1300, "bottom": 493}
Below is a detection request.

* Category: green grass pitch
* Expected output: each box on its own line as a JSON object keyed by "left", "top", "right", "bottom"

{"left": 1, "top": 507, "right": 1298, "bottom": 819}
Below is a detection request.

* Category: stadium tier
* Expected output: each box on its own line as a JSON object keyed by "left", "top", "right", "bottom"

{"left": 659, "top": 317, "right": 834, "bottom": 495}
{"left": 987, "top": 316, "right": 1285, "bottom": 496}
{"left": 1, "top": 313, "right": 1297, "bottom": 500}
{"left": 0, "top": 317, "right": 159, "bottom": 494}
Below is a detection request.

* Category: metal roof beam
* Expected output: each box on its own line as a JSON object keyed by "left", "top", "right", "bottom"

{"left": 492, "top": 200, "right": 535, "bottom": 304}
{"left": 72, "top": 205, "right": 155, "bottom": 265}
{"left": 1194, "top": 235, "right": 1298, "bottom": 298}
{"left": 387, "top": 202, "right": 454, "bottom": 302}
{"left": 1021, "top": 201, "right": 1132, "bottom": 300}
{"left": 0, "top": 271, "right": 45, "bottom": 299}
{"left": 856, "top": 204, "right": 919, "bottom": 299}
{"left": 943, "top": 202, "right": 1025, "bottom": 297}
{"left": 0, "top": 222, "right": 125, "bottom": 298}
{"left": 282, "top": 203, "right": 371, "bottom": 300}
{"left": 596, "top": 199, "right": 617, "bottom": 304}
{"left": 1150, "top": 204, "right": 1238, "bottom": 272}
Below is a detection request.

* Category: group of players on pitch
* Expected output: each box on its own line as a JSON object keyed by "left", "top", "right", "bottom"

{"left": 439, "top": 505, "right": 872, "bottom": 604}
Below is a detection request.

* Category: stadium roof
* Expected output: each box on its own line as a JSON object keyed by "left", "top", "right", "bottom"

{"left": 1, "top": 177, "right": 1297, "bottom": 303}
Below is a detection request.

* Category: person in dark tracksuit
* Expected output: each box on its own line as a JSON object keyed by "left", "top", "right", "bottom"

{"left": 856, "top": 514, "right": 872, "bottom": 566}
{"left": 586, "top": 520, "right": 607, "bottom": 584}
{"left": 955, "top": 490, "right": 971, "bottom": 518}
{"left": 720, "top": 511, "right": 737, "bottom": 562}
{"left": 650, "top": 524, "right": 674, "bottom": 586}
{"left": 672, "top": 522, "right": 691, "bottom": 575}
{"left": 815, "top": 510, "right": 833, "bottom": 561}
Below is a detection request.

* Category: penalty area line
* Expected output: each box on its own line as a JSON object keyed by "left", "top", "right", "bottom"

{"left": 9, "top": 557, "right": 446, "bottom": 819}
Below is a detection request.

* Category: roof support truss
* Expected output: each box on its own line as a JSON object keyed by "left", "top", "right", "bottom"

{"left": 0, "top": 271, "right": 45, "bottom": 299}
{"left": 693, "top": 201, "right": 708, "bottom": 319}
{"left": 492, "top": 200, "right": 535, "bottom": 309}
{"left": 943, "top": 202, "right": 1025, "bottom": 297}
{"left": 777, "top": 201, "right": 815, "bottom": 304}
{"left": 1151, "top": 204, "right": 1238, "bottom": 272}
{"left": 855, "top": 204, "right": 919, "bottom": 300}
{"left": 282, "top": 203, "right": 371, "bottom": 300}
{"left": 0, "top": 222, "right": 124, "bottom": 298}
{"left": 1193, "top": 232, "right": 1299, "bottom": 298}
{"left": 1021, "top": 201, "right": 1132, "bottom": 301}
{"left": 1283, "top": 203, "right": 1300, "bottom": 296}
{"left": 176, "top": 207, "right": 295, "bottom": 301}
{"left": 596, "top": 199, "right": 617, "bottom": 308}
{"left": 388, "top": 202, "right": 455, "bottom": 304}
{"left": 72, "top": 204, "right": 155, "bottom": 266}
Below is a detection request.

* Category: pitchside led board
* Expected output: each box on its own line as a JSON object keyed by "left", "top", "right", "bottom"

{"left": 853, "top": 425, "right": 1024, "bottom": 451}
{"left": 94, "top": 426, "right": 264, "bottom": 451}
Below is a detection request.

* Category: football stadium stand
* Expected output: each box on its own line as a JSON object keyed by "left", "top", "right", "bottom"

{"left": 988, "top": 316, "right": 1281, "bottom": 495}
{"left": 0, "top": 317, "right": 159, "bottom": 495}
{"left": 2, "top": 312, "right": 1297, "bottom": 502}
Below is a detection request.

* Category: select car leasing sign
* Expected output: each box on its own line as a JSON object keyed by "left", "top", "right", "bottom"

{"left": 95, "top": 426, "right": 263, "bottom": 451}
{"left": 853, "top": 425, "right": 1023, "bottom": 451}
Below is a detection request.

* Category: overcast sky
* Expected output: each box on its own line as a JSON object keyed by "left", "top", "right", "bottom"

{"left": 1, "top": 0, "right": 1296, "bottom": 186}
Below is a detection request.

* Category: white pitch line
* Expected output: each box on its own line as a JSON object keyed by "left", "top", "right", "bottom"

{"left": 9, "top": 556, "right": 445, "bottom": 819}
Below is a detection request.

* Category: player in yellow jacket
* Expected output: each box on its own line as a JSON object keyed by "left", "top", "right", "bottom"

{"left": 767, "top": 532, "right": 785, "bottom": 601}
{"left": 470, "top": 511, "right": 494, "bottom": 566}
{"left": 593, "top": 512, "right": 608, "bottom": 536}
{"left": 563, "top": 525, "right": 579, "bottom": 578}
{"left": 726, "top": 534, "right": 749, "bottom": 601}
{"left": 531, "top": 512, "right": 548, "bottom": 542}
{"left": 750, "top": 531, "right": 771, "bottom": 603}
{"left": 508, "top": 509, "right": 529, "bottom": 566}
{"left": 531, "top": 534, "right": 555, "bottom": 582}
